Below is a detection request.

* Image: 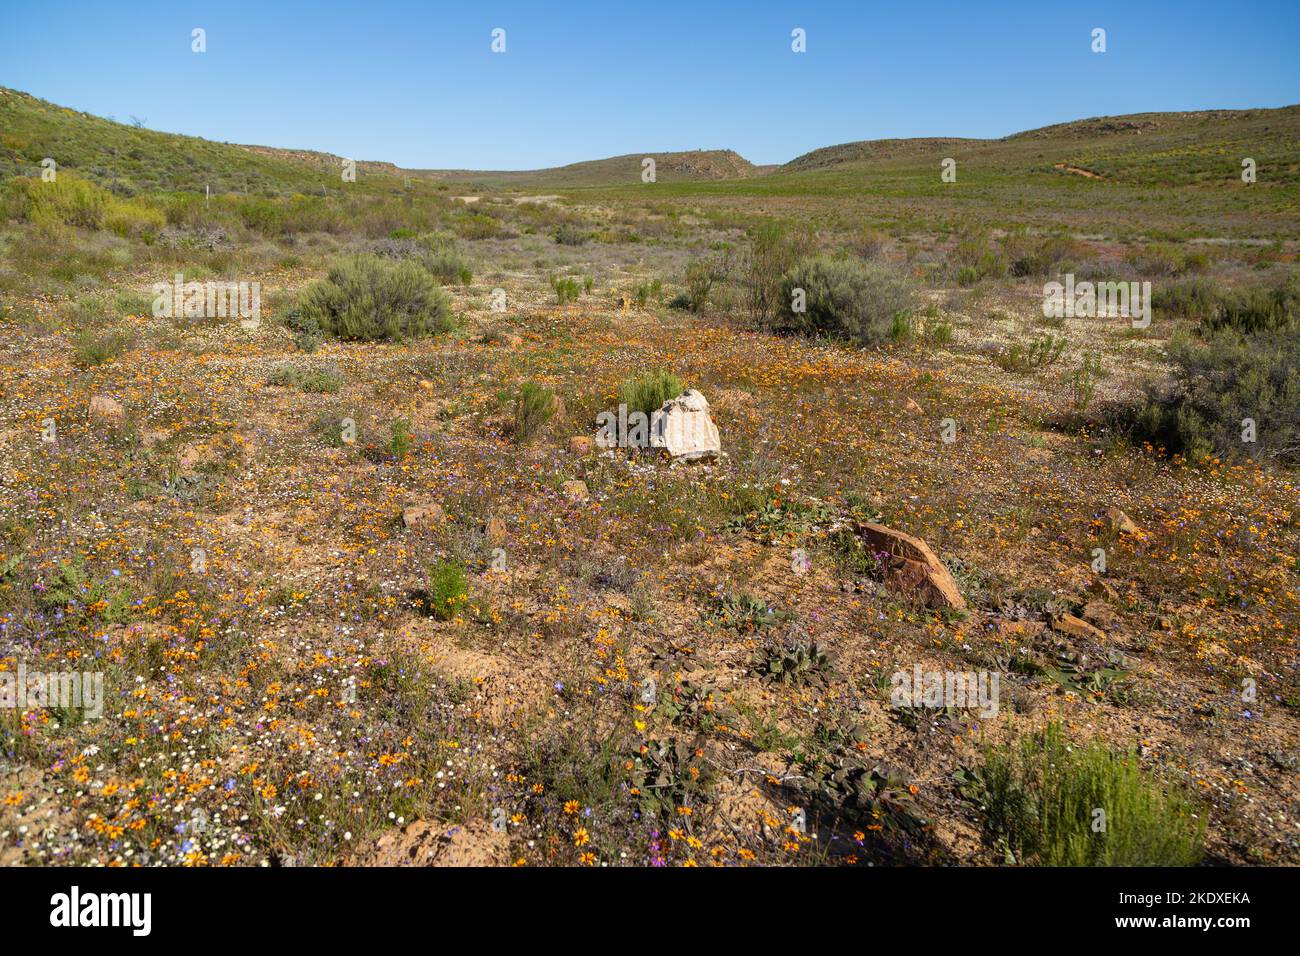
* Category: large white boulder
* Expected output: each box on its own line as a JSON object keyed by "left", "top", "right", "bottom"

{"left": 654, "top": 390, "right": 721, "bottom": 461}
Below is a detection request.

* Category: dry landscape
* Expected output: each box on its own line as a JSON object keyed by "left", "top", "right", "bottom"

{"left": 1, "top": 87, "right": 1298, "bottom": 868}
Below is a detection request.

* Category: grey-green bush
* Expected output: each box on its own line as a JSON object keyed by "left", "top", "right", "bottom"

{"left": 1133, "top": 327, "right": 1300, "bottom": 465}
{"left": 776, "top": 257, "right": 915, "bottom": 345}
{"left": 297, "top": 255, "right": 453, "bottom": 342}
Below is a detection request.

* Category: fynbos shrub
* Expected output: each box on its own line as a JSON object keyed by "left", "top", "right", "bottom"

{"left": 776, "top": 257, "right": 915, "bottom": 345}
{"left": 618, "top": 370, "right": 683, "bottom": 416}
{"left": 297, "top": 255, "right": 453, "bottom": 342}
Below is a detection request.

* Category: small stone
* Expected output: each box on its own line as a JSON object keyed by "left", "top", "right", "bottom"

{"left": 1081, "top": 600, "right": 1120, "bottom": 630}
{"left": 562, "top": 480, "right": 589, "bottom": 502}
{"left": 89, "top": 395, "right": 125, "bottom": 422}
{"left": 1105, "top": 507, "right": 1140, "bottom": 535}
{"left": 567, "top": 436, "right": 593, "bottom": 456}
{"left": 484, "top": 517, "right": 508, "bottom": 543}
{"left": 1052, "top": 612, "right": 1106, "bottom": 642}
{"left": 903, "top": 397, "right": 924, "bottom": 416}
{"left": 402, "top": 503, "right": 445, "bottom": 530}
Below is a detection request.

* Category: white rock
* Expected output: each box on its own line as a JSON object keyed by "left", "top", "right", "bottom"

{"left": 655, "top": 390, "right": 720, "bottom": 461}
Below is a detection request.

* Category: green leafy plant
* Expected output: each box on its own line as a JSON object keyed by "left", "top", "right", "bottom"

{"left": 71, "top": 327, "right": 133, "bottom": 367}
{"left": 756, "top": 639, "right": 834, "bottom": 686}
{"left": 389, "top": 417, "right": 413, "bottom": 459}
{"left": 422, "top": 559, "right": 468, "bottom": 621}
{"left": 618, "top": 370, "right": 682, "bottom": 416}
{"left": 632, "top": 278, "right": 663, "bottom": 308}
{"left": 683, "top": 259, "right": 717, "bottom": 313}
{"left": 1070, "top": 350, "right": 1102, "bottom": 412}
{"left": 513, "top": 381, "right": 555, "bottom": 443}
{"left": 968, "top": 724, "right": 1205, "bottom": 866}
{"left": 709, "top": 593, "right": 791, "bottom": 631}
{"left": 551, "top": 275, "right": 581, "bottom": 304}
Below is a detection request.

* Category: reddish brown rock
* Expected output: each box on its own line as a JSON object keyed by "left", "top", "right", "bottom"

{"left": 567, "top": 435, "right": 593, "bottom": 456}
{"left": 1052, "top": 612, "right": 1106, "bottom": 642}
{"left": 1105, "top": 507, "right": 1140, "bottom": 535}
{"left": 88, "top": 395, "right": 125, "bottom": 423}
{"left": 561, "top": 479, "right": 589, "bottom": 502}
{"left": 854, "top": 521, "right": 966, "bottom": 610}
{"left": 402, "top": 502, "right": 445, "bottom": 530}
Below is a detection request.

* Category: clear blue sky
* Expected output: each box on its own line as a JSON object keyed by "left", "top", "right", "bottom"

{"left": 2, "top": 0, "right": 1298, "bottom": 169}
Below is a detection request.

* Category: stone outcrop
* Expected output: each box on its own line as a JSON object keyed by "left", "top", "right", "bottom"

{"left": 854, "top": 521, "right": 966, "bottom": 610}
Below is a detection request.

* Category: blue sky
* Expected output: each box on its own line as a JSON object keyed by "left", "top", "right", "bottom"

{"left": 2, "top": 0, "right": 1298, "bottom": 169}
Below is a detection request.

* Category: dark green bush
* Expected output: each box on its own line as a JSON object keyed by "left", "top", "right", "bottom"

{"left": 743, "top": 221, "right": 799, "bottom": 324}
{"left": 1133, "top": 327, "right": 1300, "bottom": 465}
{"left": 553, "top": 222, "right": 588, "bottom": 246}
{"left": 776, "top": 257, "right": 915, "bottom": 345}
{"left": 297, "top": 255, "right": 453, "bottom": 342}
{"left": 1155, "top": 274, "right": 1297, "bottom": 334}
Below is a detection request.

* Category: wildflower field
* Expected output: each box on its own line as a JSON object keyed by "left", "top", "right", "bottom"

{"left": 1, "top": 86, "right": 1298, "bottom": 868}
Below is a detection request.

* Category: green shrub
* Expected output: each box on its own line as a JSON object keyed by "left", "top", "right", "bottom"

{"left": 1151, "top": 277, "right": 1221, "bottom": 323}
{"left": 267, "top": 363, "right": 343, "bottom": 393}
{"left": 619, "top": 370, "right": 683, "bottom": 415}
{"left": 513, "top": 381, "right": 555, "bottom": 442}
{"left": 297, "top": 255, "right": 453, "bottom": 342}
{"left": 632, "top": 278, "right": 663, "bottom": 308}
{"left": 3, "top": 174, "right": 112, "bottom": 229}
{"left": 280, "top": 307, "right": 324, "bottom": 352}
{"left": 973, "top": 724, "right": 1204, "bottom": 866}
{"left": 775, "top": 257, "right": 915, "bottom": 345}
{"left": 1070, "top": 351, "right": 1103, "bottom": 412}
{"left": 1005, "top": 234, "right": 1082, "bottom": 278}
{"left": 683, "top": 259, "right": 716, "bottom": 312}
{"left": 551, "top": 275, "right": 581, "bottom": 304}
{"left": 419, "top": 245, "right": 473, "bottom": 285}
{"left": 389, "top": 417, "right": 413, "bottom": 459}
{"left": 851, "top": 226, "right": 888, "bottom": 260}
{"left": 743, "top": 221, "right": 799, "bottom": 324}
{"left": 951, "top": 234, "right": 1007, "bottom": 283}
{"left": 1154, "top": 274, "right": 1297, "bottom": 335}
{"left": 104, "top": 198, "right": 165, "bottom": 241}
{"left": 1200, "top": 275, "right": 1299, "bottom": 335}
{"left": 1133, "top": 327, "right": 1300, "bottom": 465}
{"left": 553, "top": 222, "right": 588, "bottom": 246}
{"left": 452, "top": 213, "right": 501, "bottom": 240}
{"left": 996, "top": 333, "right": 1067, "bottom": 373}
{"left": 424, "top": 560, "right": 468, "bottom": 621}
{"left": 72, "top": 328, "right": 133, "bottom": 367}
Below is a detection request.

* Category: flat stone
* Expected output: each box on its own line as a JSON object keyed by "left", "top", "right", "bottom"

{"left": 89, "top": 395, "right": 125, "bottom": 422}
{"left": 402, "top": 503, "right": 445, "bottom": 530}
{"left": 1052, "top": 612, "right": 1106, "bottom": 642}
